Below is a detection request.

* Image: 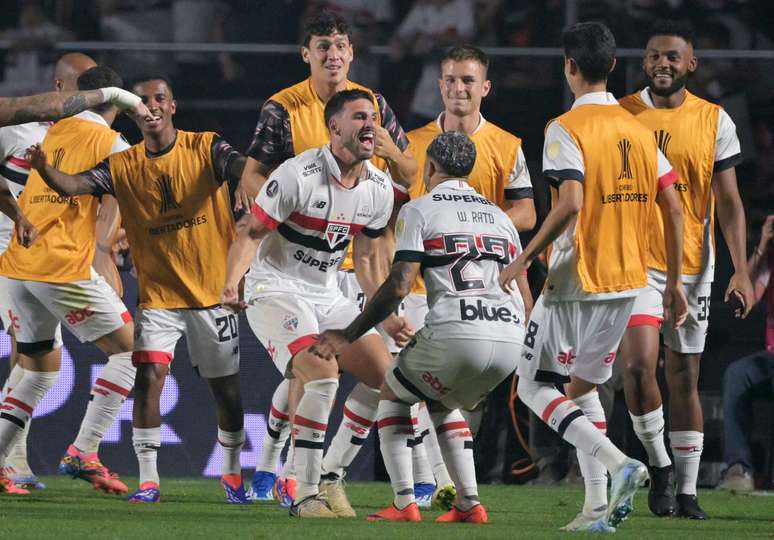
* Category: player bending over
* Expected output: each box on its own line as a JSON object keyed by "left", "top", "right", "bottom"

{"left": 499, "top": 22, "right": 688, "bottom": 532}
{"left": 314, "top": 131, "right": 529, "bottom": 524}
{"left": 26, "top": 76, "right": 252, "bottom": 504}
{"left": 222, "top": 89, "right": 411, "bottom": 518}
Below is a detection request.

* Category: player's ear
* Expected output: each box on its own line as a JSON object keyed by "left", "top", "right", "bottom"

{"left": 688, "top": 54, "right": 698, "bottom": 73}
{"left": 482, "top": 78, "right": 492, "bottom": 97}
{"left": 301, "top": 46, "right": 311, "bottom": 65}
{"left": 609, "top": 57, "right": 617, "bottom": 74}
{"left": 170, "top": 98, "right": 177, "bottom": 116}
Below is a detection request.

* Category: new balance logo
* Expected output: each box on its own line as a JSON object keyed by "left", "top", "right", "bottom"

{"left": 156, "top": 175, "right": 181, "bottom": 214}
{"left": 459, "top": 299, "right": 521, "bottom": 324}
{"left": 312, "top": 200, "right": 327, "bottom": 209}
{"left": 617, "top": 139, "right": 633, "bottom": 180}
{"left": 655, "top": 129, "right": 672, "bottom": 156}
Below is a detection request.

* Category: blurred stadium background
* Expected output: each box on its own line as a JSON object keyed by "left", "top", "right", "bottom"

{"left": 0, "top": 0, "right": 772, "bottom": 489}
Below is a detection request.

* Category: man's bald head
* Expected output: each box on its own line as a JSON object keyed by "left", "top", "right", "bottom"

{"left": 54, "top": 53, "right": 97, "bottom": 92}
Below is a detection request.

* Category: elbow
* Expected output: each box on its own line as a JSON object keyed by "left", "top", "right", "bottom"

{"left": 394, "top": 280, "right": 412, "bottom": 299}
{"left": 563, "top": 199, "right": 582, "bottom": 216}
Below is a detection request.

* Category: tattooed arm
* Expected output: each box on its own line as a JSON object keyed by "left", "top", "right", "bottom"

{"left": 0, "top": 88, "right": 153, "bottom": 127}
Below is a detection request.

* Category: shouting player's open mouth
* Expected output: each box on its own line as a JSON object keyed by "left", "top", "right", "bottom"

{"left": 358, "top": 130, "right": 374, "bottom": 151}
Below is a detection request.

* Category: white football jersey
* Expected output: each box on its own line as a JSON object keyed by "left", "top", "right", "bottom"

{"left": 247, "top": 145, "right": 393, "bottom": 303}
{"left": 0, "top": 121, "right": 51, "bottom": 253}
{"left": 395, "top": 179, "right": 525, "bottom": 342}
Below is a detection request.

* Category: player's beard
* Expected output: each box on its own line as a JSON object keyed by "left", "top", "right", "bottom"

{"left": 648, "top": 71, "right": 689, "bottom": 97}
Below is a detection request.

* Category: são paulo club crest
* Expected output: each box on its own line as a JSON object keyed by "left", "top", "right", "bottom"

{"left": 325, "top": 222, "right": 350, "bottom": 249}
{"left": 282, "top": 314, "right": 299, "bottom": 332}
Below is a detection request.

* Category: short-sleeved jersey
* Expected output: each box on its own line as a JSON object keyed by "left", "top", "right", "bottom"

{"left": 394, "top": 179, "right": 524, "bottom": 342}
{"left": 83, "top": 130, "right": 239, "bottom": 309}
{"left": 248, "top": 145, "right": 393, "bottom": 303}
{"left": 0, "top": 112, "right": 124, "bottom": 283}
{"left": 619, "top": 89, "right": 742, "bottom": 282}
{"left": 246, "top": 78, "right": 411, "bottom": 271}
{"left": 541, "top": 92, "right": 677, "bottom": 301}
{"left": 406, "top": 113, "right": 533, "bottom": 295}
{"left": 0, "top": 121, "right": 51, "bottom": 253}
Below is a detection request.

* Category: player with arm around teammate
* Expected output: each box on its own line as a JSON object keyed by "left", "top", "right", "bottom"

{"left": 315, "top": 131, "right": 529, "bottom": 524}
{"left": 26, "top": 76, "right": 252, "bottom": 504}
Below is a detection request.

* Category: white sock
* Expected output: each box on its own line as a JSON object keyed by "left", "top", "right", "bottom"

{"left": 2, "top": 364, "right": 32, "bottom": 474}
{"left": 322, "top": 382, "right": 378, "bottom": 478}
{"left": 74, "top": 352, "right": 135, "bottom": 454}
{"left": 133, "top": 426, "right": 160, "bottom": 486}
{"left": 410, "top": 404, "right": 435, "bottom": 485}
{"left": 417, "top": 403, "right": 452, "bottom": 486}
{"left": 631, "top": 406, "right": 671, "bottom": 468}
{"left": 281, "top": 443, "right": 295, "bottom": 480}
{"left": 218, "top": 428, "right": 244, "bottom": 476}
{"left": 376, "top": 400, "right": 415, "bottom": 509}
{"left": 257, "top": 379, "right": 291, "bottom": 474}
{"left": 430, "top": 409, "right": 478, "bottom": 512}
{"left": 293, "top": 378, "right": 338, "bottom": 500}
{"left": 574, "top": 391, "right": 609, "bottom": 514}
{"left": 0, "top": 370, "right": 58, "bottom": 464}
{"left": 670, "top": 430, "right": 703, "bottom": 495}
{"left": 517, "top": 378, "right": 627, "bottom": 473}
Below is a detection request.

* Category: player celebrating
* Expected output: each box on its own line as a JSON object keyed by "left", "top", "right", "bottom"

{"left": 222, "top": 89, "right": 410, "bottom": 518}
{"left": 0, "top": 52, "right": 96, "bottom": 491}
{"left": 27, "top": 76, "right": 252, "bottom": 504}
{"left": 0, "top": 66, "right": 150, "bottom": 495}
{"left": 241, "top": 11, "right": 416, "bottom": 511}
{"left": 314, "top": 131, "right": 529, "bottom": 524}
{"left": 403, "top": 44, "right": 536, "bottom": 503}
{"left": 499, "top": 22, "right": 687, "bottom": 532}
{"left": 616, "top": 20, "right": 752, "bottom": 519}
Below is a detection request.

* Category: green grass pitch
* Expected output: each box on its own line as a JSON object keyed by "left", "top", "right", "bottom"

{"left": 0, "top": 477, "right": 771, "bottom": 539}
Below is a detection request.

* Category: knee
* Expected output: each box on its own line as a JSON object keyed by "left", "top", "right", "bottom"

{"left": 361, "top": 368, "right": 386, "bottom": 390}
{"left": 293, "top": 349, "right": 339, "bottom": 381}
{"left": 624, "top": 357, "right": 654, "bottom": 386}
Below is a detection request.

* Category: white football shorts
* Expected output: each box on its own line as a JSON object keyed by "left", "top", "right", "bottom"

{"left": 7, "top": 270, "right": 130, "bottom": 353}
{"left": 132, "top": 306, "right": 240, "bottom": 378}
{"left": 517, "top": 295, "right": 635, "bottom": 385}
{"left": 628, "top": 269, "right": 712, "bottom": 354}
{"left": 386, "top": 327, "right": 521, "bottom": 410}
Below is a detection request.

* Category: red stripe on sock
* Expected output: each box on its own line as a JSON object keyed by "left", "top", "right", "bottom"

{"left": 436, "top": 421, "right": 469, "bottom": 434}
{"left": 592, "top": 421, "right": 607, "bottom": 430}
{"left": 294, "top": 415, "right": 327, "bottom": 431}
{"left": 94, "top": 378, "right": 131, "bottom": 397}
{"left": 4, "top": 396, "right": 33, "bottom": 415}
{"left": 344, "top": 406, "right": 373, "bottom": 428}
{"left": 121, "top": 311, "right": 133, "bottom": 323}
{"left": 377, "top": 416, "right": 413, "bottom": 429}
{"left": 673, "top": 446, "right": 699, "bottom": 451}
{"left": 541, "top": 396, "right": 569, "bottom": 423}
{"left": 271, "top": 405, "right": 289, "bottom": 421}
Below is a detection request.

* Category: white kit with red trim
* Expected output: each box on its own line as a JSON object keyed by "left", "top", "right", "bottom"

{"left": 393, "top": 179, "right": 526, "bottom": 343}
{"left": 246, "top": 145, "right": 393, "bottom": 305}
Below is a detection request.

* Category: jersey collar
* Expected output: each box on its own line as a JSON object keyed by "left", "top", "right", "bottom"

{"left": 435, "top": 112, "right": 486, "bottom": 135}
{"left": 571, "top": 91, "right": 617, "bottom": 109}
{"left": 74, "top": 110, "right": 110, "bottom": 127}
{"left": 432, "top": 178, "right": 473, "bottom": 192}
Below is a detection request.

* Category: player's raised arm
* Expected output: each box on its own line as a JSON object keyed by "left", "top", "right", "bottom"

{"left": 0, "top": 87, "right": 153, "bottom": 127}
{"left": 25, "top": 143, "right": 102, "bottom": 196}
{"left": 374, "top": 94, "right": 416, "bottom": 188}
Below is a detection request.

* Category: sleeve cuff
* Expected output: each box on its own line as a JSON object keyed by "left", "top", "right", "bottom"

{"left": 657, "top": 169, "right": 678, "bottom": 191}
{"left": 393, "top": 184, "right": 410, "bottom": 204}
{"left": 251, "top": 204, "right": 280, "bottom": 230}
{"left": 394, "top": 250, "right": 424, "bottom": 262}
{"left": 543, "top": 169, "right": 584, "bottom": 189}
{"left": 505, "top": 187, "right": 534, "bottom": 200}
{"left": 713, "top": 152, "right": 743, "bottom": 173}
{"left": 362, "top": 226, "right": 386, "bottom": 238}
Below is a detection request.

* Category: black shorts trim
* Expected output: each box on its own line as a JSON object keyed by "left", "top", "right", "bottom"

{"left": 17, "top": 339, "right": 57, "bottom": 355}
{"left": 392, "top": 367, "right": 433, "bottom": 403}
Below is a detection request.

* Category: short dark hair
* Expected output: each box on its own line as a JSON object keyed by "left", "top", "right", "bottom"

{"left": 562, "top": 22, "right": 616, "bottom": 84}
{"left": 324, "top": 89, "right": 374, "bottom": 127}
{"left": 427, "top": 132, "right": 477, "bottom": 178}
{"left": 130, "top": 75, "right": 175, "bottom": 97}
{"left": 77, "top": 66, "right": 123, "bottom": 114}
{"left": 442, "top": 45, "right": 490, "bottom": 73}
{"left": 303, "top": 10, "right": 351, "bottom": 47}
{"left": 647, "top": 19, "right": 695, "bottom": 46}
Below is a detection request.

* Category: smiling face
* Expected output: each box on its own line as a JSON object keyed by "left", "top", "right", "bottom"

{"left": 644, "top": 35, "right": 697, "bottom": 97}
{"left": 439, "top": 59, "right": 491, "bottom": 117}
{"left": 303, "top": 32, "right": 353, "bottom": 88}
{"left": 131, "top": 79, "right": 176, "bottom": 135}
{"left": 329, "top": 98, "right": 376, "bottom": 161}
